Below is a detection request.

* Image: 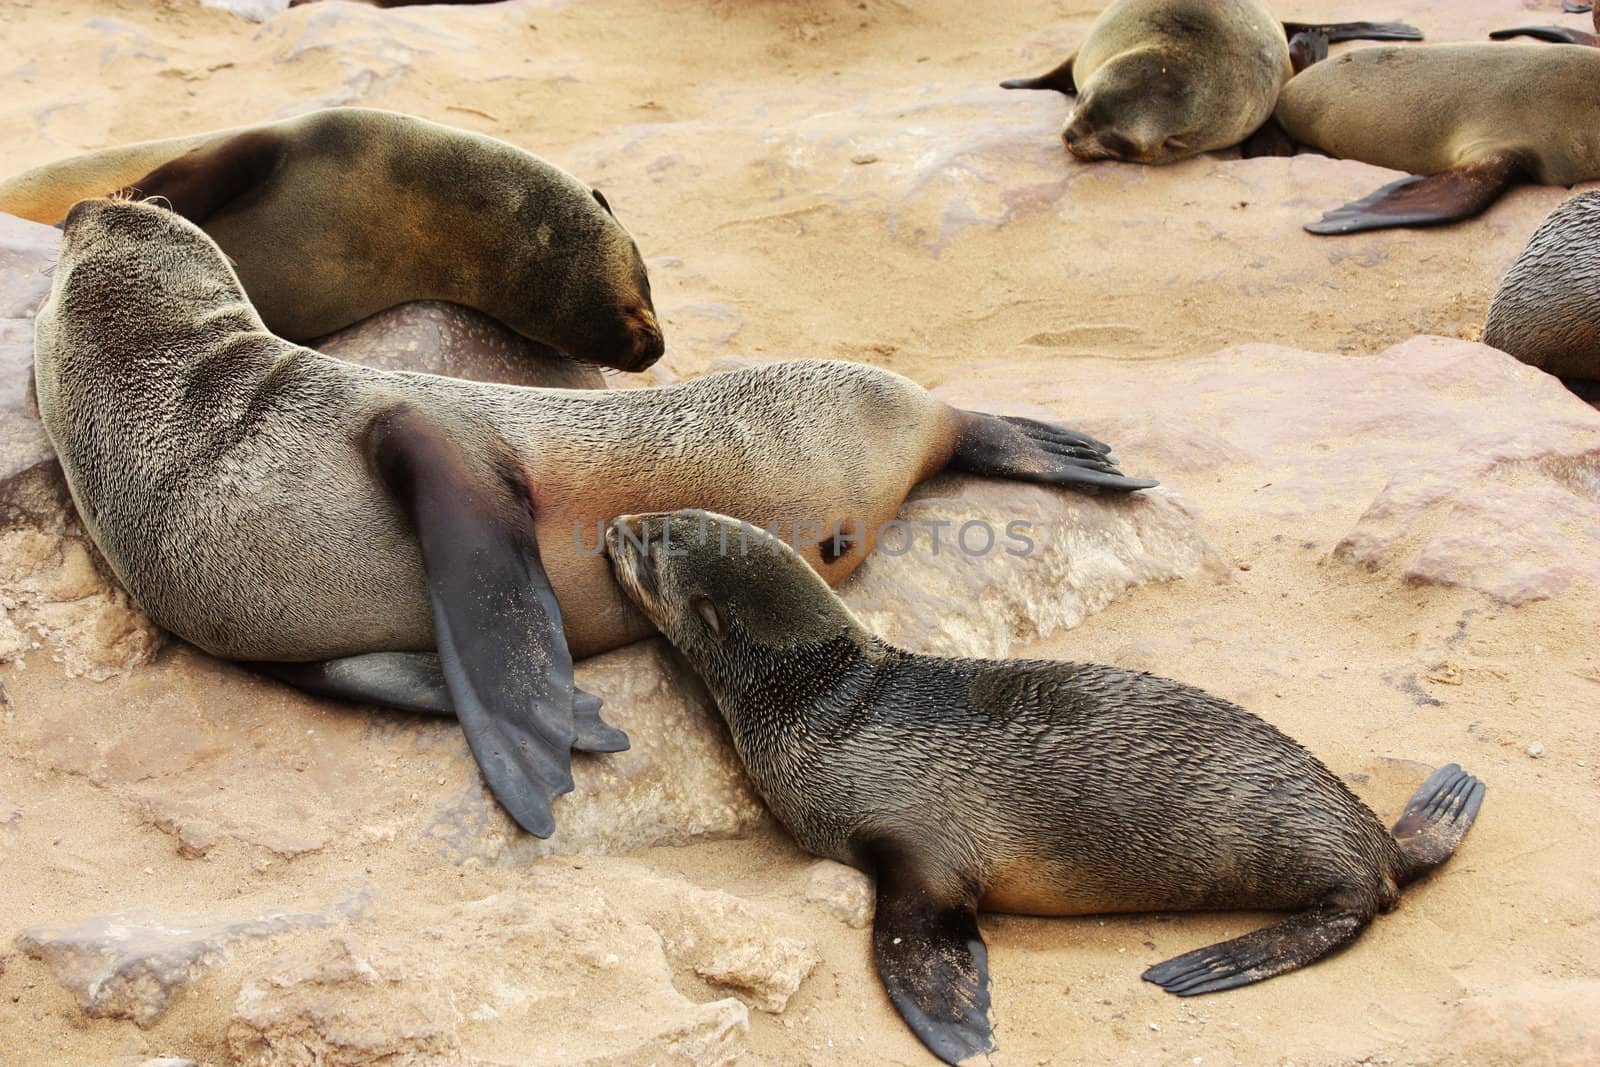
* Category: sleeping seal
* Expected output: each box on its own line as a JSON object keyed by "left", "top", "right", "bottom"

{"left": 34, "top": 197, "right": 1155, "bottom": 838}
{"left": 607, "top": 509, "right": 1485, "bottom": 1065}
{"left": 0, "top": 108, "right": 663, "bottom": 371}
{"left": 999, "top": 0, "right": 1419, "bottom": 164}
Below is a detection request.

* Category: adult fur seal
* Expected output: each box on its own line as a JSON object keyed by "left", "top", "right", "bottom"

{"left": 606, "top": 508, "right": 1485, "bottom": 1066}
{"left": 34, "top": 197, "right": 1155, "bottom": 839}
{"left": 1273, "top": 39, "right": 1600, "bottom": 234}
{"left": 0, "top": 108, "right": 663, "bottom": 371}
{"left": 999, "top": 0, "right": 1419, "bottom": 164}
{"left": 1483, "top": 190, "right": 1600, "bottom": 384}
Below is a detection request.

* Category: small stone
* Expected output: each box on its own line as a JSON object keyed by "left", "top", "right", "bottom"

{"left": 803, "top": 860, "right": 873, "bottom": 928}
{"left": 1526, "top": 741, "right": 1546, "bottom": 759}
{"left": 850, "top": 152, "right": 879, "bottom": 165}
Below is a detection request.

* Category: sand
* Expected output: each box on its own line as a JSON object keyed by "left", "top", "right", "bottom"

{"left": 0, "top": 1, "right": 1597, "bottom": 1065}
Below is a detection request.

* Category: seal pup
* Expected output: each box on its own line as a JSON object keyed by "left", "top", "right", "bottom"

{"left": 1273, "top": 40, "right": 1600, "bottom": 234}
{"left": 606, "top": 509, "right": 1485, "bottom": 1066}
{"left": 0, "top": 108, "right": 663, "bottom": 371}
{"left": 999, "top": 0, "right": 1419, "bottom": 164}
{"left": 34, "top": 197, "right": 1155, "bottom": 838}
{"left": 1483, "top": 190, "right": 1600, "bottom": 384}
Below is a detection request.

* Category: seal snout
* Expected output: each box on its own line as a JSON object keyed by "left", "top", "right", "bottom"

{"left": 621, "top": 306, "right": 665, "bottom": 371}
{"left": 603, "top": 513, "right": 663, "bottom": 599}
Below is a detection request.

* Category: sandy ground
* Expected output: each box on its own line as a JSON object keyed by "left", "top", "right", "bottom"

{"left": 1, "top": 1, "right": 1598, "bottom": 1065}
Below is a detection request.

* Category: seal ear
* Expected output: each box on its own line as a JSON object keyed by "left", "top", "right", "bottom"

{"left": 691, "top": 593, "right": 727, "bottom": 640}
{"left": 591, "top": 187, "right": 615, "bottom": 216}
{"left": 118, "top": 129, "right": 286, "bottom": 225}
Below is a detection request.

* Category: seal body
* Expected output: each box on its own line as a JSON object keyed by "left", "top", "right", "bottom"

{"left": 1484, "top": 190, "right": 1600, "bottom": 381}
{"left": 1279, "top": 44, "right": 1600, "bottom": 233}
{"left": 0, "top": 108, "right": 663, "bottom": 370}
{"left": 607, "top": 509, "right": 1484, "bottom": 1065}
{"left": 35, "top": 198, "right": 1152, "bottom": 838}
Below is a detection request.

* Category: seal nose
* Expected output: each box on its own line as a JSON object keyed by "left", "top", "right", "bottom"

{"left": 624, "top": 307, "right": 665, "bottom": 372}
{"left": 1062, "top": 127, "right": 1079, "bottom": 148}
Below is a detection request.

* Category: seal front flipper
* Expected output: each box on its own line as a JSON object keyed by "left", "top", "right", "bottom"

{"left": 948, "top": 410, "right": 1159, "bottom": 492}
{"left": 369, "top": 404, "right": 585, "bottom": 838}
{"left": 1304, "top": 152, "right": 1527, "bottom": 235}
{"left": 252, "top": 654, "right": 630, "bottom": 754}
{"left": 1142, "top": 901, "right": 1374, "bottom": 996}
{"left": 870, "top": 848, "right": 995, "bottom": 1066}
{"left": 1390, "top": 763, "right": 1484, "bottom": 883}
{"left": 1000, "top": 53, "right": 1077, "bottom": 94}
{"left": 1488, "top": 25, "right": 1600, "bottom": 46}
{"left": 119, "top": 130, "right": 287, "bottom": 224}
{"left": 1281, "top": 21, "right": 1422, "bottom": 44}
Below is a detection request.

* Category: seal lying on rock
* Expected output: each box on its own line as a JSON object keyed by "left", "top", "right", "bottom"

{"left": 33, "top": 198, "right": 1155, "bottom": 839}
{"left": 607, "top": 508, "right": 1485, "bottom": 1066}
{"left": 0, "top": 108, "right": 663, "bottom": 371}
{"left": 1270, "top": 37, "right": 1600, "bottom": 234}
{"left": 1483, "top": 190, "right": 1600, "bottom": 385}
{"left": 999, "top": 0, "right": 1419, "bottom": 164}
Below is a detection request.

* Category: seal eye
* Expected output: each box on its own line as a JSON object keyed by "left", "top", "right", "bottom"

{"left": 592, "top": 188, "right": 614, "bottom": 217}
{"left": 691, "top": 594, "right": 727, "bottom": 640}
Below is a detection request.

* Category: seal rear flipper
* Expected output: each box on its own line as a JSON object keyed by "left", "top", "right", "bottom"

{"left": 1303, "top": 153, "right": 1527, "bottom": 235}
{"left": 1390, "top": 763, "right": 1485, "bottom": 884}
{"left": 1282, "top": 21, "right": 1422, "bottom": 44}
{"left": 1000, "top": 53, "right": 1078, "bottom": 95}
{"left": 119, "top": 129, "right": 287, "bottom": 224}
{"left": 251, "top": 654, "right": 630, "bottom": 754}
{"left": 1142, "top": 903, "right": 1372, "bottom": 997}
{"left": 871, "top": 854, "right": 995, "bottom": 1066}
{"left": 369, "top": 405, "right": 586, "bottom": 838}
{"left": 948, "top": 410, "right": 1158, "bottom": 492}
{"left": 1488, "top": 25, "right": 1600, "bottom": 46}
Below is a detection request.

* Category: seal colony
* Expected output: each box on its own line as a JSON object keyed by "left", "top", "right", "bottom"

{"left": 999, "top": 0, "right": 1420, "bottom": 164}
{"left": 0, "top": 108, "right": 664, "bottom": 371}
{"left": 606, "top": 510, "right": 1485, "bottom": 1066}
{"left": 33, "top": 197, "right": 1155, "bottom": 839}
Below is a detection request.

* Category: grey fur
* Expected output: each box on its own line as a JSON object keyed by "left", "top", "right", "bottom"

{"left": 1484, "top": 190, "right": 1600, "bottom": 381}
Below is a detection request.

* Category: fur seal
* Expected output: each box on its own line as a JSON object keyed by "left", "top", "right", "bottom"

{"left": 999, "top": 0, "right": 1419, "bottom": 164}
{"left": 1483, "top": 190, "right": 1600, "bottom": 384}
{"left": 606, "top": 508, "right": 1485, "bottom": 1066}
{"left": 1274, "top": 39, "right": 1600, "bottom": 234}
{"left": 34, "top": 197, "right": 1155, "bottom": 838}
{"left": 0, "top": 108, "right": 663, "bottom": 371}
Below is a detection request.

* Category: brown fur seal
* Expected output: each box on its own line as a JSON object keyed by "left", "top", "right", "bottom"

{"left": 1483, "top": 190, "right": 1600, "bottom": 384}
{"left": 606, "top": 509, "right": 1485, "bottom": 1066}
{"left": 999, "top": 0, "right": 1419, "bottom": 164}
{"left": 34, "top": 197, "right": 1155, "bottom": 838}
{"left": 1275, "top": 39, "right": 1600, "bottom": 234}
{"left": 0, "top": 108, "right": 663, "bottom": 371}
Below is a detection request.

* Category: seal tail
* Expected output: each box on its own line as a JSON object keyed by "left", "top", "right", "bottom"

{"left": 0, "top": 129, "right": 232, "bottom": 224}
{"left": 1282, "top": 20, "right": 1422, "bottom": 44}
{"left": 999, "top": 54, "right": 1077, "bottom": 95}
{"left": 1389, "top": 763, "right": 1485, "bottom": 887}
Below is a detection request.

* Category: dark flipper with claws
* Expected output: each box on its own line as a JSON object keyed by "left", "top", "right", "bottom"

{"left": 948, "top": 411, "right": 1158, "bottom": 492}
{"left": 1000, "top": 53, "right": 1078, "bottom": 95}
{"left": 871, "top": 848, "right": 995, "bottom": 1065}
{"left": 253, "top": 653, "right": 629, "bottom": 753}
{"left": 1281, "top": 20, "right": 1422, "bottom": 44}
{"left": 1145, "top": 762, "right": 1483, "bottom": 997}
{"left": 1304, "top": 152, "right": 1527, "bottom": 235}
{"left": 1143, "top": 904, "right": 1373, "bottom": 996}
{"left": 365, "top": 405, "right": 624, "bottom": 837}
{"left": 1391, "top": 763, "right": 1485, "bottom": 884}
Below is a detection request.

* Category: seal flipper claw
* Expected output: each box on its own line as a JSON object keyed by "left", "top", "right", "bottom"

{"left": 1143, "top": 904, "right": 1371, "bottom": 997}
{"left": 572, "top": 689, "right": 630, "bottom": 753}
{"left": 949, "top": 410, "right": 1158, "bottom": 492}
{"left": 871, "top": 853, "right": 995, "bottom": 1066}
{"left": 369, "top": 405, "right": 580, "bottom": 839}
{"left": 1304, "top": 152, "right": 1526, "bottom": 235}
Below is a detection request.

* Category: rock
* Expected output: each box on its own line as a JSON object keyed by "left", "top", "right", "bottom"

{"left": 0, "top": 212, "right": 62, "bottom": 520}
{"left": 845, "top": 475, "right": 1222, "bottom": 658}
{"left": 1453, "top": 979, "right": 1600, "bottom": 1066}
{"left": 201, "top": 0, "right": 290, "bottom": 20}
{"left": 227, "top": 874, "right": 752, "bottom": 1067}
{"left": 16, "top": 888, "right": 370, "bottom": 1026}
{"left": 803, "top": 860, "right": 873, "bottom": 929}
{"left": 1527, "top": 741, "right": 1547, "bottom": 759}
